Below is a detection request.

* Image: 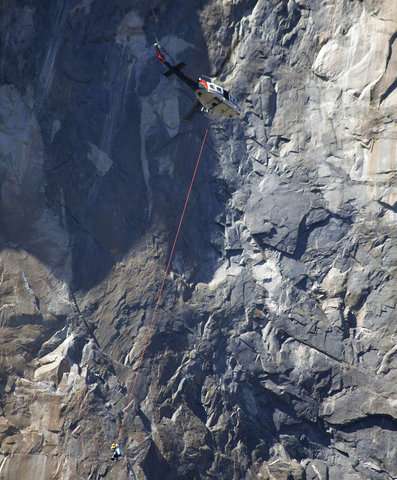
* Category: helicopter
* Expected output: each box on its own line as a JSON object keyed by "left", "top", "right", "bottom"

{"left": 154, "top": 43, "right": 241, "bottom": 120}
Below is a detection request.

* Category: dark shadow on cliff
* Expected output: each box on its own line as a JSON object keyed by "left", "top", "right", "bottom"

{"left": 21, "top": 0, "right": 226, "bottom": 293}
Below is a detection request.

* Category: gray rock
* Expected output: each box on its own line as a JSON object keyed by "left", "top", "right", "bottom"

{"left": 0, "top": 0, "right": 397, "bottom": 479}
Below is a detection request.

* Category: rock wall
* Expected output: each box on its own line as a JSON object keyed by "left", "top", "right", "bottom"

{"left": 0, "top": 0, "right": 396, "bottom": 479}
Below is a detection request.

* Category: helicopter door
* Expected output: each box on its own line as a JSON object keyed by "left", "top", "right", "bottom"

{"left": 207, "top": 83, "right": 224, "bottom": 96}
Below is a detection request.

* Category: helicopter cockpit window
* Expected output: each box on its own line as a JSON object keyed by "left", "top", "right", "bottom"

{"left": 223, "top": 90, "right": 230, "bottom": 100}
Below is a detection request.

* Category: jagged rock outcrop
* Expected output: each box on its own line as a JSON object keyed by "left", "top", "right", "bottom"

{"left": 0, "top": 0, "right": 397, "bottom": 479}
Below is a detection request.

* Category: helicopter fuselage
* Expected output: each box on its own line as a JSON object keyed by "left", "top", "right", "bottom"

{"left": 155, "top": 44, "right": 241, "bottom": 119}
{"left": 195, "top": 78, "right": 241, "bottom": 118}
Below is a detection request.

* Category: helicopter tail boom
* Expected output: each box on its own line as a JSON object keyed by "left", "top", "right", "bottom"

{"left": 163, "top": 62, "right": 186, "bottom": 77}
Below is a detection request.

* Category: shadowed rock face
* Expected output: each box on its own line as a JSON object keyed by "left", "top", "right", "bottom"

{"left": 0, "top": 0, "right": 397, "bottom": 479}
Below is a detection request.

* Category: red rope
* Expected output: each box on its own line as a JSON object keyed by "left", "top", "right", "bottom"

{"left": 152, "top": 127, "right": 209, "bottom": 317}
{"left": 121, "top": 128, "right": 209, "bottom": 419}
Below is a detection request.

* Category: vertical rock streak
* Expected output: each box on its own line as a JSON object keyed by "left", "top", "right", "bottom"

{"left": 37, "top": 0, "right": 68, "bottom": 109}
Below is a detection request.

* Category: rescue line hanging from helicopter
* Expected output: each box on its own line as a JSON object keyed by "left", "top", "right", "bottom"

{"left": 154, "top": 42, "right": 241, "bottom": 119}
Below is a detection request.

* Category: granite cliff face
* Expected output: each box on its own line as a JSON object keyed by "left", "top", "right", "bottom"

{"left": 0, "top": 0, "right": 397, "bottom": 479}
